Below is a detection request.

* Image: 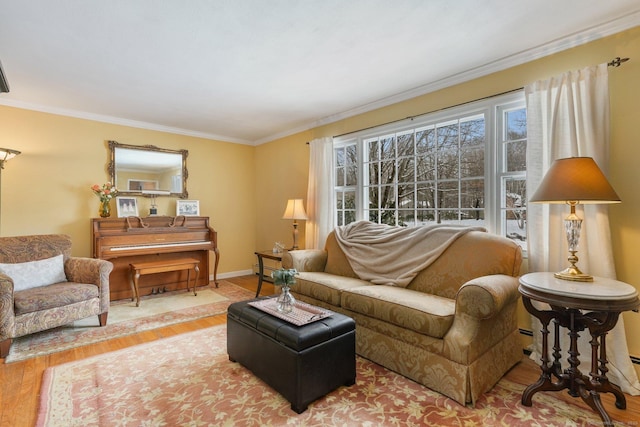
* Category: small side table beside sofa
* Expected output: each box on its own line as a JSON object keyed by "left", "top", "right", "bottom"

{"left": 254, "top": 250, "right": 283, "bottom": 297}
{"left": 518, "top": 272, "right": 639, "bottom": 426}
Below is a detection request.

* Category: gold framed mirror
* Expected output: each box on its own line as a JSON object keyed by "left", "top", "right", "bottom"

{"left": 108, "top": 141, "right": 188, "bottom": 198}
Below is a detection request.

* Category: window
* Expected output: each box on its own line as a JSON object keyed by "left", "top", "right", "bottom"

{"left": 333, "top": 91, "right": 527, "bottom": 250}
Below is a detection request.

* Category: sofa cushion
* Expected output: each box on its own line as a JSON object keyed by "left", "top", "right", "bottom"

{"left": 14, "top": 282, "right": 99, "bottom": 315}
{"left": 342, "top": 286, "right": 456, "bottom": 338}
{"left": 293, "top": 272, "right": 371, "bottom": 306}
{"left": 0, "top": 254, "right": 66, "bottom": 292}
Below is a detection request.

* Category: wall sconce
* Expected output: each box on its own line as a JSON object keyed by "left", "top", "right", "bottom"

{"left": 0, "top": 148, "right": 20, "bottom": 168}
{"left": 0, "top": 147, "right": 21, "bottom": 235}
{"left": 529, "top": 157, "right": 620, "bottom": 281}
{"left": 282, "top": 198, "right": 308, "bottom": 250}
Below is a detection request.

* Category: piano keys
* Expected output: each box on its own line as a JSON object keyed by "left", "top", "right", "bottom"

{"left": 92, "top": 215, "right": 219, "bottom": 301}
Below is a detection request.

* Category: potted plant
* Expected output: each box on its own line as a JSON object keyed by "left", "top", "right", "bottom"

{"left": 271, "top": 268, "right": 298, "bottom": 313}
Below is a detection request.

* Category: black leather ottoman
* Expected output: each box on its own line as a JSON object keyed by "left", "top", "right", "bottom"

{"left": 227, "top": 298, "right": 356, "bottom": 413}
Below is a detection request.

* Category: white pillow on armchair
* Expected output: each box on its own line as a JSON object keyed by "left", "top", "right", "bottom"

{"left": 0, "top": 254, "right": 66, "bottom": 292}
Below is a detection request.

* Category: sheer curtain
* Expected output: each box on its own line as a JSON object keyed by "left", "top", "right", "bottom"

{"left": 526, "top": 63, "right": 640, "bottom": 394}
{"left": 305, "top": 137, "right": 334, "bottom": 250}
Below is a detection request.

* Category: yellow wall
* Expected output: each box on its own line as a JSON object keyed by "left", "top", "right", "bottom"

{"left": 0, "top": 107, "right": 257, "bottom": 275}
{"left": 1, "top": 26, "right": 638, "bottom": 362}
{"left": 256, "top": 26, "right": 640, "bottom": 362}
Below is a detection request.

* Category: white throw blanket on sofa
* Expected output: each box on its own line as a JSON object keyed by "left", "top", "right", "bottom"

{"left": 334, "top": 221, "right": 486, "bottom": 287}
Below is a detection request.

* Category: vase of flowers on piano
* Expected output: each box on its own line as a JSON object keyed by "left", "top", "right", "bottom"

{"left": 91, "top": 182, "right": 118, "bottom": 218}
{"left": 271, "top": 268, "right": 298, "bottom": 314}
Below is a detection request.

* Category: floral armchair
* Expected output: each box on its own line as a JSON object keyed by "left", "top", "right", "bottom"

{"left": 0, "top": 234, "right": 113, "bottom": 359}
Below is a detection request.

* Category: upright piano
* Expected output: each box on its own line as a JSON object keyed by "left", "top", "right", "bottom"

{"left": 92, "top": 215, "right": 219, "bottom": 301}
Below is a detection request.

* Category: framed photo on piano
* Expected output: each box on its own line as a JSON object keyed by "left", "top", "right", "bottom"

{"left": 176, "top": 199, "right": 199, "bottom": 216}
{"left": 116, "top": 197, "right": 139, "bottom": 217}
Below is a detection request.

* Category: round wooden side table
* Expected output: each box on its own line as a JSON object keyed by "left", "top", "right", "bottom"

{"left": 518, "top": 272, "right": 639, "bottom": 426}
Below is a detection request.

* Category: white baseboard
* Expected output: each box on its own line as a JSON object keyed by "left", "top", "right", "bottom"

{"left": 210, "top": 269, "right": 252, "bottom": 281}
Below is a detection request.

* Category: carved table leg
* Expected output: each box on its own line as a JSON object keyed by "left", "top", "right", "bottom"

{"left": 574, "top": 311, "right": 626, "bottom": 426}
{"left": 521, "top": 297, "right": 566, "bottom": 406}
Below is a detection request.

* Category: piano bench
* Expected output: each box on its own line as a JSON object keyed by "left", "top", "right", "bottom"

{"left": 129, "top": 258, "right": 200, "bottom": 307}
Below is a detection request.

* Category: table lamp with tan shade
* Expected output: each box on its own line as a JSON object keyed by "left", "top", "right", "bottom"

{"left": 282, "top": 198, "right": 308, "bottom": 250}
{"left": 529, "top": 156, "right": 621, "bottom": 282}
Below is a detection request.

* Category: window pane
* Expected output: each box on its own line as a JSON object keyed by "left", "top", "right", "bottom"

{"left": 506, "top": 108, "right": 527, "bottom": 140}
{"left": 380, "top": 160, "right": 395, "bottom": 184}
{"left": 460, "top": 117, "right": 484, "bottom": 148}
{"left": 398, "top": 210, "right": 414, "bottom": 226}
{"left": 367, "top": 139, "right": 379, "bottom": 162}
{"left": 368, "top": 162, "right": 379, "bottom": 185}
{"left": 368, "top": 186, "right": 378, "bottom": 209}
{"left": 417, "top": 183, "right": 434, "bottom": 209}
{"left": 460, "top": 147, "right": 484, "bottom": 178}
{"left": 335, "top": 148, "right": 344, "bottom": 167}
{"left": 416, "top": 127, "right": 435, "bottom": 155}
{"left": 506, "top": 140, "right": 526, "bottom": 172}
{"left": 505, "top": 178, "right": 527, "bottom": 241}
{"left": 346, "top": 144, "right": 357, "bottom": 161}
{"left": 345, "top": 210, "right": 356, "bottom": 225}
{"left": 438, "top": 209, "right": 460, "bottom": 222}
{"left": 346, "top": 165, "right": 357, "bottom": 186}
{"left": 344, "top": 191, "right": 355, "bottom": 209}
{"left": 437, "top": 123, "right": 458, "bottom": 151}
{"left": 461, "top": 179, "right": 484, "bottom": 209}
{"left": 416, "top": 209, "right": 435, "bottom": 223}
{"left": 397, "top": 157, "right": 414, "bottom": 183}
{"left": 416, "top": 153, "right": 435, "bottom": 181}
{"left": 380, "top": 136, "right": 395, "bottom": 160}
{"left": 438, "top": 121, "right": 461, "bottom": 180}
{"left": 398, "top": 184, "right": 415, "bottom": 209}
{"left": 336, "top": 191, "right": 344, "bottom": 209}
{"left": 397, "top": 132, "right": 414, "bottom": 156}
{"left": 438, "top": 181, "right": 459, "bottom": 208}
{"left": 379, "top": 185, "right": 395, "bottom": 210}
{"left": 336, "top": 167, "right": 344, "bottom": 186}
{"left": 380, "top": 210, "right": 396, "bottom": 225}
{"left": 504, "top": 178, "right": 526, "bottom": 209}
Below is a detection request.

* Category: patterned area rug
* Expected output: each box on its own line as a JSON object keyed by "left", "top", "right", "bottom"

{"left": 5, "top": 280, "right": 254, "bottom": 363}
{"left": 37, "top": 325, "right": 609, "bottom": 427}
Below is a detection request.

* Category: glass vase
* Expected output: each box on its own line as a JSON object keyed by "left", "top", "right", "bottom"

{"left": 276, "top": 285, "right": 296, "bottom": 314}
{"left": 99, "top": 200, "right": 111, "bottom": 218}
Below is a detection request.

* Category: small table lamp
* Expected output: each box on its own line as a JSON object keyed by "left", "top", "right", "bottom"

{"left": 282, "top": 199, "right": 308, "bottom": 250}
{"left": 529, "top": 157, "right": 620, "bottom": 282}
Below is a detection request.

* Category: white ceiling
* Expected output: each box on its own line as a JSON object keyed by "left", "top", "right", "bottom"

{"left": 0, "top": 1, "right": 638, "bottom": 145}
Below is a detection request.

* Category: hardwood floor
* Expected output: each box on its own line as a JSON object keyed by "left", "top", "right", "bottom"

{"left": 1, "top": 275, "right": 638, "bottom": 426}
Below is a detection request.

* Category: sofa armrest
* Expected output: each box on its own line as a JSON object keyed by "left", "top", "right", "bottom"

{"left": 455, "top": 274, "right": 520, "bottom": 319}
{"left": 65, "top": 257, "right": 114, "bottom": 313}
{"left": 282, "top": 250, "right": 327, "bottom": 272}
{"left": 0, "top": 273, "right": 16, "bottom": 339}
{"left": 443, "top": 274, "right": 520, "bottom": 364}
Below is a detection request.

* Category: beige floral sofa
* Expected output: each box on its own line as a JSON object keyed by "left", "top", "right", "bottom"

{"left": 282, "top": 221, "right": 523, "bottom": 406}
{"left": 0, "top": 234, "right": 113, "bottom": 359}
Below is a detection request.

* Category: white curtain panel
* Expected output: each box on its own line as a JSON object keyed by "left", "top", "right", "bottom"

{"left": 525, "top": 63, "right": 640, "bottom": 394}
{"left": 305, "top": 137, "right": 335, "bottom": 250}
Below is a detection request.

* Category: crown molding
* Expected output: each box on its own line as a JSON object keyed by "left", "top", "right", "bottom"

{"left": 0, "top": 98, "right": 254, "bottom": 145}
{"left": 254, "top": 10, "right": 640, "bottom": 146}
